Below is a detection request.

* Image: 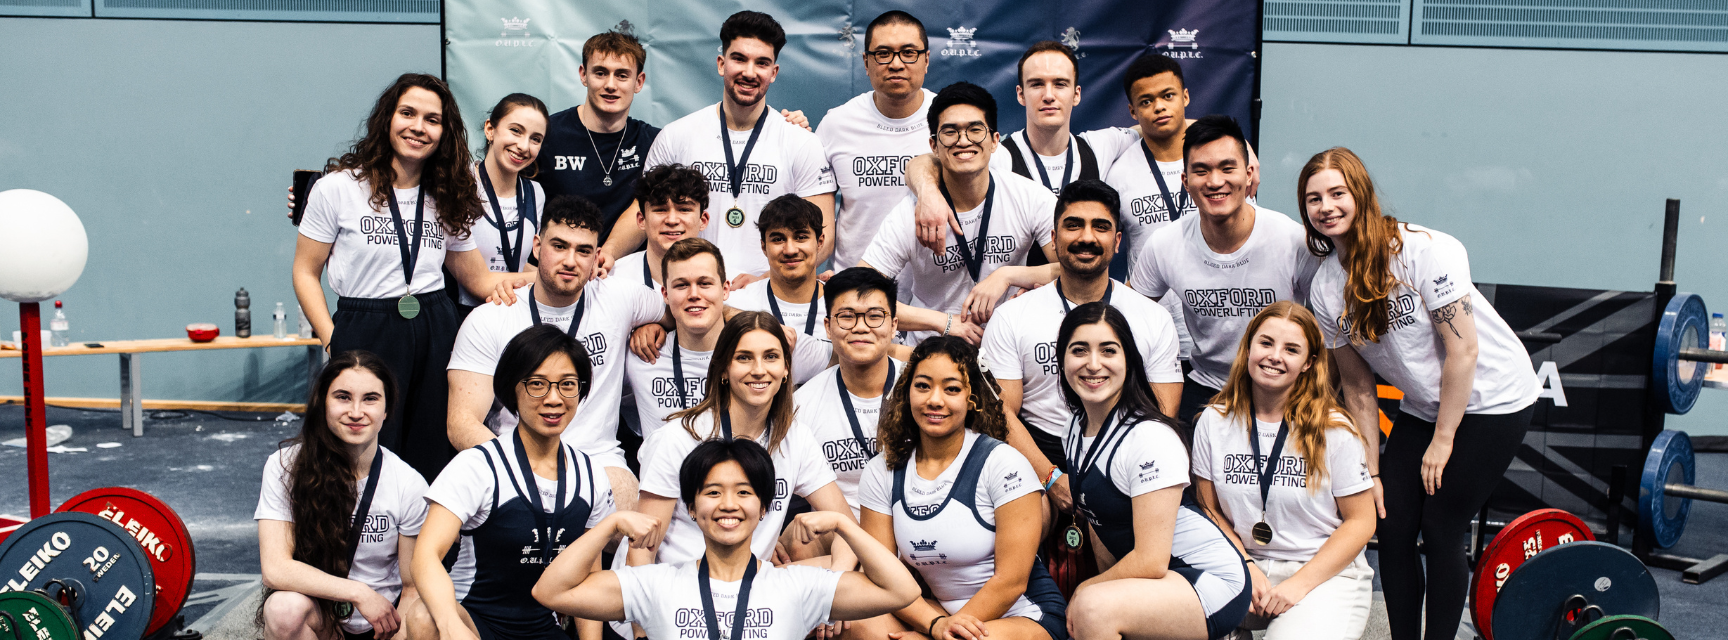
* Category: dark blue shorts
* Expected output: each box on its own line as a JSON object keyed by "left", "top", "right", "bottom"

{"left": 1021, "top": 557, "right": 1071, "bottom": 640}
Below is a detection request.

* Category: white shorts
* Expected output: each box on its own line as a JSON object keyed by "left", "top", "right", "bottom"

{"left": 1242, "top": 552, "right": 1374, "bottom": 640}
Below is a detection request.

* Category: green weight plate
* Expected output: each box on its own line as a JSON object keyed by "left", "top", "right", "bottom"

{"left": 0, "top": 591, "right": 80, "bottom": 640}
{"left": 1569, "top": 615, "right": 1673, "bottom": 640}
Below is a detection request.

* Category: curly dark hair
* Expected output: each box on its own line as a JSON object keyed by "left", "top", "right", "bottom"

{"left": 337, "top": 73, "right": 482, "bottom": 239}
{"left": 265, "top": 350, "right": 398, "bottom": 632}
{"left": 876, "top": 336, "right": 1006, "bottom": 470}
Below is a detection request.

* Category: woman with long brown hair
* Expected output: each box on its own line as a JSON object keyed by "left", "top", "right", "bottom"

{"left": 1057, "top": 303, "right": 1247, "bottom": 640}
{"left": 630, "top": 311, "right": 858, "bottom": 571}
{"left": 1298, "top": 148, "right": 1538, "bottom": 640}
{"left": 854, "top": 336, "right": 1068, "bottom": 640}
{"left": 257, "top": 350, "right": 425, "bottom": 640}
{"left": 1191, "top": 302, "right": 1375, "bottom": 639}
{"left": 292, "top": 73, "right": 531, "bottom": 479}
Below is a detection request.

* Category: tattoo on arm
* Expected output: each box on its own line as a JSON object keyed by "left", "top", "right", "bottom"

{"left": 1429, "top": 296, "right": 1472, "bottom": 339}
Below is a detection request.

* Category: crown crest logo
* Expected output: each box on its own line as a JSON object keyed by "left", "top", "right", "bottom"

{"left": 1164, "top": 28, "right": 1199, "bottom": 49}
{"left": 911, "top": 540, "right": 938, "bottom": 551}
{"left": 946, "top": 27, "right": 977, "bottom": 41}
{"left": 501, "top": 17, "right": 531, "bottom": 37}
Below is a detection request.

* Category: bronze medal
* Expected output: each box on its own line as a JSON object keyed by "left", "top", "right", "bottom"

{"left": 726, "top": 206, "right": 745, "bottom": 228}
{"left": 397, "top": 294, "right": 421, "bottom": 319}
{"left": 1252, "top": 520, "right": 1274, "bottom": 545}
{"left": 1062, "top": 522, "right": 1085, "bottom": 551}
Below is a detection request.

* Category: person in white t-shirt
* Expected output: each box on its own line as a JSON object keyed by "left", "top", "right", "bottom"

{"left": 859, "top": 82, "right": 1058, "bottom": 345}
{"left": 531, "top": 438, "right": 922, "bottom": 640}
{"left": 1128, "top": 115, "right": 1318, "bottom": 429}
{"left": 461, "top": 94, "right": 549, "bottom": 312}
{"left": 258, "top": 351, "right": 426, "bottom": 640}
{"left": 1298, "top": 147, "right": 1538, "bottom": 640}
{"left": 630, "top": 312, "right": 861, "bottom": 575}
{"left": 642, "top": 11, "right": 837, "bottom": 286}
{"left": 294, "top": 74, "right": 533, "bottom": 480}
{"left": 1191, "top": 302, "right": 1375, "bottom": 640}
{"left": 408, "top": 325, "right": 617, "bottom": 640}
{"left": 1055, "top": 303, "right": 1250, "bottom": 640}
{"left": 447, "top": 196, "right": 665, "bottom": 512}
{"left": 818, "top": 10, "right": 937, "bottom": 271}
{"left": 980, "top": 180, "right": 1183, "bottom": 516}
{"left": 610, "top": 164, "right": 712, "bottom": 291}
{"left": 728, "top": 195, "right": 833, "bottom": 384}
{"left": 626, "top": 239, "right": 730, "bottom": 437}
{"left": 854, "top": 336, "right": 1069, "bottom": 640}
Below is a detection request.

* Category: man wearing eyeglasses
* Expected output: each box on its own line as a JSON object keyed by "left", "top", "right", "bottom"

{"left": 815, "top": 10, "right": 937, "bottom": 274}
{"left": 447, "top": 195, "right": 668, "bottom": 512}
{"left": 859, "top": 82, "right": 1058, "bottom": 345}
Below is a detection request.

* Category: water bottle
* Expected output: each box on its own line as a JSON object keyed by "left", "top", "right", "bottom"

{"left": 1710, "top": 313, "right": 1726, "bottom": 381}
{"left": 298, "top": 305, "right": 313, "bottom": 340}
{"left": 49, "top": 300, "right": 70, "bottom": 347}
{"left": 235, "top": 288, "right": 252, "bottom": 338}
{"left": 273, "top": 302, "right": 288, "bottom": 340}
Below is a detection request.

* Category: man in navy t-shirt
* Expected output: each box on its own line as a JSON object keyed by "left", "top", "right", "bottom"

{"left": 535, "top": 30, "right": 662, "bottom": 266}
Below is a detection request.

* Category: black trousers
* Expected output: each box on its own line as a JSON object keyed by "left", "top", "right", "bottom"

{"left": 1377, "top": 404, "right": 1534, "bottom": 640}
{"left": 330, "top": 290, "right": 459, "bottom": 481}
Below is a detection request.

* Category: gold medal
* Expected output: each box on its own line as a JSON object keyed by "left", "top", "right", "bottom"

{"left": 397, "top": 294, "right": 421, "bottom": 319}
{"left": 1062, "top": 522, "right": 1085, "bottom": 551}
{"left": 1252, "top": 520, "right": 1274, "bottom": 545}
{"left": 726, "top": 206, "right": 745, "bottom": 228}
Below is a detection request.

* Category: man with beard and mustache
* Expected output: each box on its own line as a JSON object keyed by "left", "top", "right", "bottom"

{"left": 979, "top": 179, "right": 1182, "bottom": 514}
{"left": 1128, "top": 116, "right": 1317, "bottom": 428}
{"left": 642, "top": 10, "right": 836, "bottom": 288}
{"left": 446, "top": 195, "right": 667, "bottom": 511}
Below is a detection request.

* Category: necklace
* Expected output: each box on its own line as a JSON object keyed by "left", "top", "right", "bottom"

{"left": 583, "top": 106, "right": 627, "bottom": 187}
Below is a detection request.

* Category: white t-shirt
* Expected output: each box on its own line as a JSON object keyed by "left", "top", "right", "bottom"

{"left": 729, "top": 279, "right": 832, "bottom": 385}
{"left": 857, "top": 431, "right": 1042, "bottom": 615}
{"left": 979, "top": 282, "right": 1182, "bottom": 439}
{"left": 1070, "top": 417, "right": 1191, "bottom": 500}
{"left": 791, "top": 360, "right": 906, "bottom": 515}
{"left": 1103, "top": 144, "right": 1196, "bottom": 274}
{"left": 1129, "top": 208, "right": 1320, "bottom": 390}
{"left": 612, "top": 251, "right": 657, "bottom": 291}
{"left": 1309, "top": 224, "right": 1539, "bottom": 421}
{"left": 465, "top": 164, "right": 546, "bottom": 306}
{"left": 626, "top": 335, "right": 713, "bottom": 439}
{"left": 819, "top": 89, "right": 936, "bottom": 269}
{"left": 860, "top": 169, "right": 1055, "bottom": 318}
{"left": 255, "top": 445, "right": 428, "bottom": 634}
{"left": 990, "top": 127, "right": 1140, "bottom": 193}
{"left": 446, "top": 279, "right": 666, "bottom": 468}
{"left": 424, "top": 438, "right": 615, "bottom": 601}
{"left": 619, "top": 561, "right": 841, "bottom": 640}
{"left": 298, "top": 170, "right": 478, "bottom": 299}
{"left": 1190, "top": 407, "right": 1374, "bottom": 562}
{"left": 644, "top": 103, "right": 836, "bottom": 277}
{"left": 637, "top": 413, "right": 839, "bottom": 566}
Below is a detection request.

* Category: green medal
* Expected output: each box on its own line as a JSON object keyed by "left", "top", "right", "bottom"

{"left": 397, "top": 294, "right": 421, "bottom": 319}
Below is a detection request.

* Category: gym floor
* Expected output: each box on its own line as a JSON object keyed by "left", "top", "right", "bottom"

{"left": 2, "top": 405, "right": 1724, "bottom": 640}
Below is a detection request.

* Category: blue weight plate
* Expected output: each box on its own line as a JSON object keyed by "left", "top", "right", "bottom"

{"left": 1652, "top": 293, "right": 1708, "bottom": 414}
{"left": 0, "top": 512, "right": 155, "bottom": 640}
{"left": 1639, "top": 430, "right": 1695, "bottom": 550}
{"left": 1491, "top": 541, "right": 1658, "bottom": 640}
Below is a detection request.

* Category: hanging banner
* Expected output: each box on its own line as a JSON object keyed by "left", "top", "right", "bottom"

{"left": 443, "top": 0, "right": 1259, "bottom": 144}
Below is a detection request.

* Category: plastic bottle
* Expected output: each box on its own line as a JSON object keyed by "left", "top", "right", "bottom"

{"left": 273, "top": 302, "right": 288, "bottom": 340}
{"left": 49, "top": 300, "right": 69, "bottom": 347}
{"left": 235, "top": 288, "right": 252, "bottom": 338}
{"left": 1710, "top": 313, "right": 1726, "bottom": 382}
{"left": 298, "top": 305, "right": 313, "bottom": 340}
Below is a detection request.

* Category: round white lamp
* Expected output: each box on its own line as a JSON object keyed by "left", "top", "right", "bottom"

{"left": 0, "top": 188, "right": 88, "bottom": 517}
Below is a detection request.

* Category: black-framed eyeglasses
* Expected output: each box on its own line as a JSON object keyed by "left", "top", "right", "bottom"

{"left": 866, "top": 48, "right": 928, "bottom": 65}
{"left": 832, "top": 309, "right": 890, "bottom": 329}
{"left": 522, "top": 378, "right": 582, "bottom": 398}
{"left": 934, "top": 124, "right": 992, "bottom": 148}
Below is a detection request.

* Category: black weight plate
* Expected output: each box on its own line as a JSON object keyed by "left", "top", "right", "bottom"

{"left": 1569, "top": 614, "right": 1673, "bottom": 640}
{"left": 0, "top": 512, "right": 155, "bottom": 640}
{"left": 1639, "top": 430, "right": 1695, "bottom": 550}
{"left": 1491, "top": 541, "right": 1658, "bottom": 640}
{"left": 1652, "top": 292, "right": 1708, "bottom": 414}
{"left": 0, "top": 591, "right": 80, "bottom": 640}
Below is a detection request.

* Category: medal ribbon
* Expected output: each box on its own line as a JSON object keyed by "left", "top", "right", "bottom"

{"left": 719, "top": 105, "right": 770, "bottom": 209}
{"left": 938, "top": 178, "right": 997, "bottom": 282}
{"left": 1025, "top": 131, "right": 1075, "bottom": 194}
{"left": 1247, "top": 408, "right": 1292, "bottom": 524}
{"left": 1142, "top": 142, "right": 1187, "bottom": 223}
{"left": 384, "top": 184, "right": 425, "bottom": 296}
{"left": 511, "top": 429, "right": 570, "bottom": 565}
{"left": 528, "top": 285, "right": 587, "bottom": 341}
{"left": 698, "top": 555, "right": 759, "bottom": 640}
{"left": 837, "top": 364, "right": 896, "bottom": 460}
{"left": 479, "top": 161, "right": 532, "bottom": 272}
{"left": 765, "top": 283, "right": 821, "bottom": 336}
{"left": 1055, "top": 280, "right": 1113, "bottom": 314}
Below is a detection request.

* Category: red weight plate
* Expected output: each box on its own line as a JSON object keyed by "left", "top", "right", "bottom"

{"left": 57, "top": 487, "right": 197, "bottom": 636}
{"left": 1470, "top": 509, "right": 1594, "bottom": 640}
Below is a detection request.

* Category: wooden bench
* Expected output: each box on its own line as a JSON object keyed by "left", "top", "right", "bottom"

{"left": 0, "top": 335, "right": 322, "bottom": 436}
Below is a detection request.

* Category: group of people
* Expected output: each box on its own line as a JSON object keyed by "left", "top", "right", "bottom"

{"left": 261, "top": 9, "right": 1543, "bottom": 640}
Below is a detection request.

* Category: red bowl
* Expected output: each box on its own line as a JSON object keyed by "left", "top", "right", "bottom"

{"left": 186, "top": 323, "right": 219, "bottom": 342}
